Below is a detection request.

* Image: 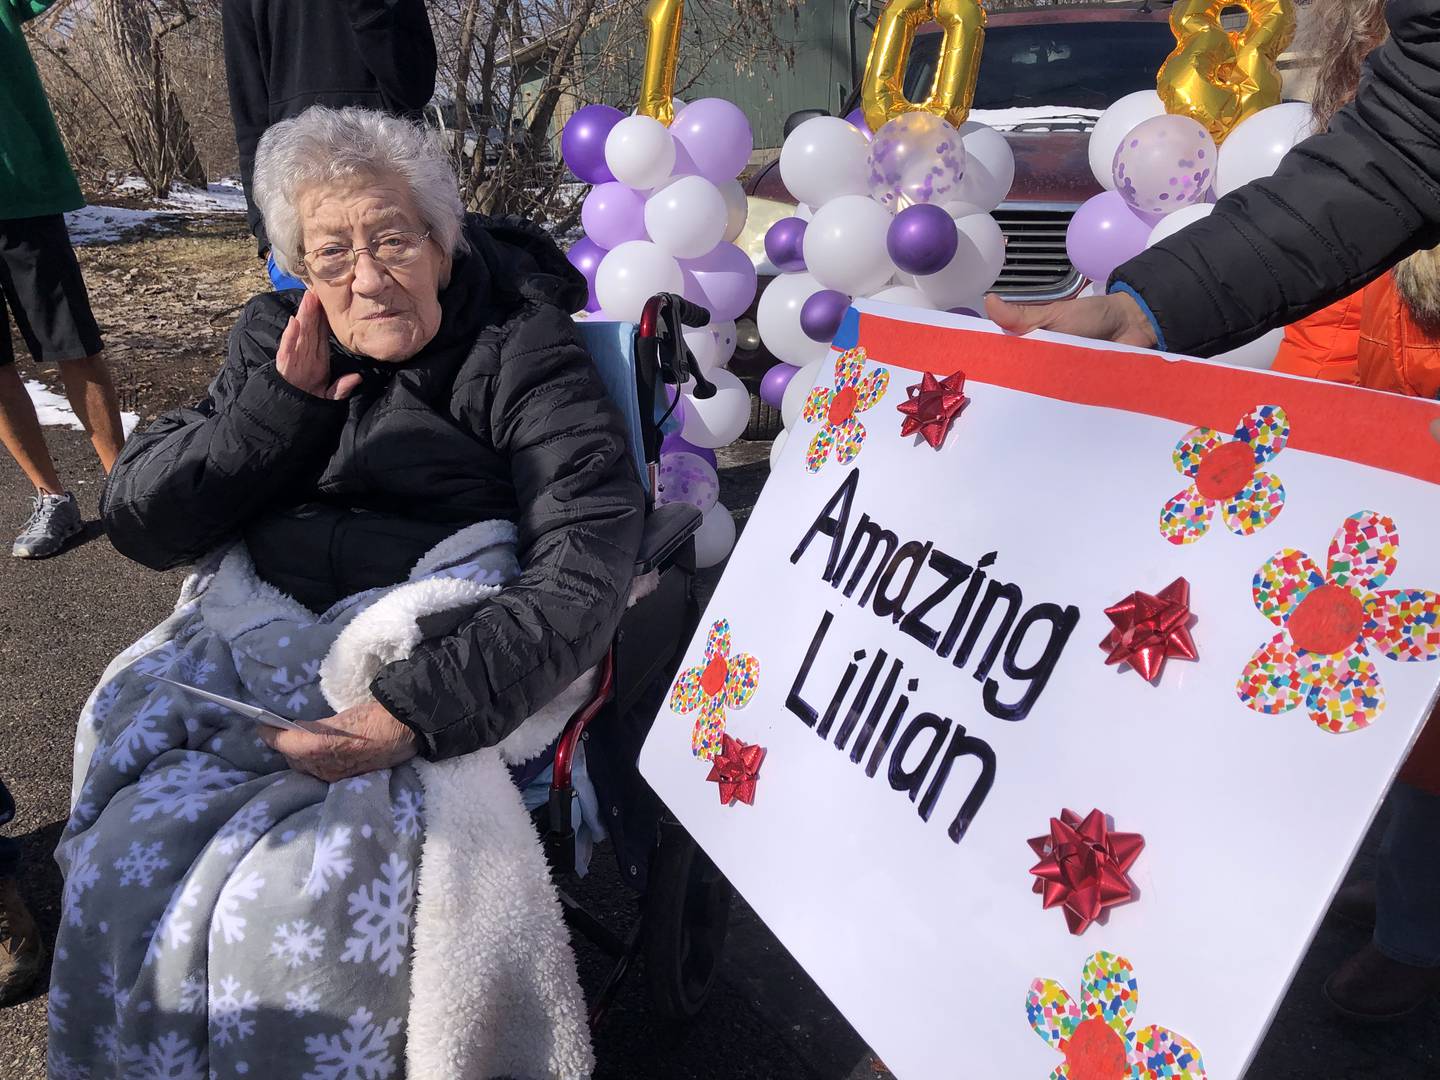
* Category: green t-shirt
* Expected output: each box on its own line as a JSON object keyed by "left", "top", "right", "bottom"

{"left": 1, "top": 1, "right": 84, "bottom": 220}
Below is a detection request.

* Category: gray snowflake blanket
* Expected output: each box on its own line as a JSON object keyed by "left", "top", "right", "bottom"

{"left": 50, "top": 521, "right": 595, "bottom": 1080}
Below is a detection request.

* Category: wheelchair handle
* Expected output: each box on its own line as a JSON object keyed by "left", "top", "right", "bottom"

{"left": 638, "top": 293, "right": 716, "bottom": 400}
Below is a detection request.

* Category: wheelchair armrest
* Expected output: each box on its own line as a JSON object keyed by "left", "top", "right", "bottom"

{"left": 636, "top": 502, "right": 703, "bottom": 575}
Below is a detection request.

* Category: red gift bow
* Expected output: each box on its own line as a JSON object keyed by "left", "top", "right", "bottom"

{"left": 1027, "top": 808, "right": 1145, "bottom": 935}
{"left": 1099, "top": 576, "right": 1197, "bottom": 682}
{"left": 706, "top": 733, "right": 766, "bottom": 806}
{"left": 897, "top": 371, "right": 968, "bottom": 449}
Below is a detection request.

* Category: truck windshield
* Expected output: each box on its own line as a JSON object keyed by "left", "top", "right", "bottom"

{"left": 904, "top": 22, "right": 1176, "bottom": 111}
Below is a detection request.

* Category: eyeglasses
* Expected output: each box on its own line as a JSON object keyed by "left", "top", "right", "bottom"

{"left": 301, "top": 230, "right": 432, "bottom": 282}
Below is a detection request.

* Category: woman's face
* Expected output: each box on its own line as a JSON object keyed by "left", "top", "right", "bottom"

{"left": 296, "top": 176, "right": 450, "bottom": 362}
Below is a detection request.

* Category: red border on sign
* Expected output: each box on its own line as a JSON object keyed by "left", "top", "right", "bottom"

{"left": 853, "top": 312, "right": 1440, "bottom": 487}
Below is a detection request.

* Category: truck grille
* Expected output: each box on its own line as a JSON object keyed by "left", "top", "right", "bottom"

{"left": 992, "top": 205, "right": 1084, "bottom": 302}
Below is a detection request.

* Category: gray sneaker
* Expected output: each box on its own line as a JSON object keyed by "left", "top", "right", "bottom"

{"left": 11, "top": 491, "right": 83, "bottom": 559}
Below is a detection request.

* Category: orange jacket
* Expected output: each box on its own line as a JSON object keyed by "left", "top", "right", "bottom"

{"left": 1271, "top": 291, "right": 1364, "bottom": 384}
{"left": 1356, "top": 273, "right": 1440, "bottom": 398}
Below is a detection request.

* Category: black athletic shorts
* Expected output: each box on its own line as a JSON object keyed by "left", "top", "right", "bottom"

{"left": 0, "top": 213, "right": 103, "bottom": 367}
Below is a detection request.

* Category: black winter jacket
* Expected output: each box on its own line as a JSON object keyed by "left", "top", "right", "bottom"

{"left": 1113, "top": 0, "right": 1440, "bottom": 357}
{"left": 222, "top": 0, "right": 437, "bottom": 252}
{"left": 101, "top": 216, "right": 647, "bottom": 763}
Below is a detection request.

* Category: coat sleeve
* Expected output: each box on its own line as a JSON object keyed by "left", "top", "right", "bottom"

{"left": 1111, "top": 0, "right": 1440, "bottom": 357}
{"left": 340, "top": 0, "right": 437, "bottom": 116}
{"left": 101, "top": 299, "right": 349, "bottom": 570}
{"left": 369, "top": 311, "right": 647, "bottom": 761}
{"left": 221, "top": 0, "right": 271, "bottom": 252}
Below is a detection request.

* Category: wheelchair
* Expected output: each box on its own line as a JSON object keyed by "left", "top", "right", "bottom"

{"left": 525, "top": 293, "right": 736, "bottom": 1026}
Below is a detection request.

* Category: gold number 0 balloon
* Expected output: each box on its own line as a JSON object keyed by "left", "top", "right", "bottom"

{"left": 1157, "top": 0, "right": 1296, "bottom": 143}
{"left": 861, "top": 0, "right": 987, "bottom": 132}
{"left": 637, "top": 0, "right": 684, "bottom": 126}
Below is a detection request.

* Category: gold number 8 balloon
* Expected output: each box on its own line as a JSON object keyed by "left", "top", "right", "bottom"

{"left": 637, "top": 0, "right": 684, "bottom": 126}
{"left": 1156, "top": 0, "right": 1297, "bottom": 144}
{"left": 861, "top": 0, "right": 987, "bottom": 133}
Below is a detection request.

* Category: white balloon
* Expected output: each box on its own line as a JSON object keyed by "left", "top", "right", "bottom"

{"left": 718, "top": 181, "right": 749, "bottom": 243}
{"left": 796, "top": 203, "right": 816, "bottom": 222}
{"left": 915, "top": 213, "right": 1005, "bottom": 309}
{"left": 1213, "top": 326, "right": 1283, "bottom": 370}
{"left": 756, "top": 271, "right": 832, "bottom": 368}
{"left": 954, "top": 122, "right": 1015, "bottom": 212}
{"left": 781, "top": 357, "right": 824, "bottom": 427}
{"left": 684, "top": 324, "right": 721, "bottom": 373}
{"left": 1146, "top": 202, "right": 1214, "bottom": 248}
{"left": 693, "top": 501, "right": 737, "bottom": 568}
{"left": 1088, "top": 90, "right": 1165, "bottom": 190}
{"left": 803, "top": 195, "right": 895, "bottom": 295}
{"left": 1215, "top": 102, "right": 1315, "bottom": 197}
{"left": 708, "top": 319, "right": 738, "bottom": 368}
{"left": 868, "top": 285, "right": 934, "bottom": 309}
{"left": 768, "top": 426, "right": 789, "bottom": 470}
{"left": 779, "top": 116, "right": 871, "bottom": 208}
{"left": 941, "top": 200, "right": 985, "bottom": 220}
{"left": 595, "top": 241, "right": 682, "bottom": 323}
{"left": 644, "top": 175, "right": 727, "bottom": 258}
{"left": 605, "top": 115, "right": 676, "bottom": 190}
{"left": 680, "top": 367, "right": 750, "bottom": 447}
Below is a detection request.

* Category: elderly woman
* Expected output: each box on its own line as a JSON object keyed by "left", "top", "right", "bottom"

{"left": 49, "top": 107, "right": 642, "bottom": 1079}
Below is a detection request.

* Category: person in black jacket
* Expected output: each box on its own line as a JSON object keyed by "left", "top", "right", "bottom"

{"left": 986, "top": 0, "right": 1440, "bottom": 364}
{"left": 102, "top": 106, "right": 645, "bottom": 771}
{"left": 222, "top": 0, "right": 437, "bottom": 288}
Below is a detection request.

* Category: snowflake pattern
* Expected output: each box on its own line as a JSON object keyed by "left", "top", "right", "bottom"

{"left": 215, "top": 800, "right": 273, "bottom": 856}
{"left": 341, "top": 853, "right": 414, "bottom": 978}
{"left": 114, "top": 841, "right": 170, "bottom": 887}
{"left": 286, "top": 984, "right": 323, "bottom": 1018}
{"left": 118, "top": 1031, "right": 206, "bottom": 1080}
{"left": 303, "top": 1007, "right": 403, "bottom": 1080}
{"left": 390, "top": 789, "right": 424, "bottom": 840}
{"left": 211, "top": 870, "right": 266, "bottom": 946}
{"left": 304, "top": 826, "right": 355, "bottom": 899}
{"left": 60, "top": 835, "right": 101, "bottom": 928}
{"left": 49, "top": 1050, "right": 89, "bottom": 1080}
{"left": 210, "top": 975, "right": 260, "bottom": 1046}
{"left": 177, "top": 974, "right": 205, "bottom": 1015}
{"left": 271, "top": 919, "right": 327, "bottom": 968}
{"left": 48, "top": 983, "right": 72, "bottom": 1034}
{"left": 148, "top": 879, "right": 202, "bottom": 961}
{"left": 130, "top": 754, "right": 247, "bottom": 824}
{"left": 106, "top": 694, "right": 175, "bottom": 771}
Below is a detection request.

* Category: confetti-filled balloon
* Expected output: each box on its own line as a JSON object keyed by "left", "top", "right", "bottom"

{"left": 1112, "top": 114, "right": 1216, "bottom": 217}
{"left": 867, "top": 112, "right": 966, "bottom": 211}
{"left": 656, "top": 451, "right": 721, "bottom": 513}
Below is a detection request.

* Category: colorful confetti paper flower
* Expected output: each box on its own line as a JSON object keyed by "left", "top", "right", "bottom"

{"left": 669, "top": 619, "right": 760, "bottom": 759}
{"left": 1027, "top": 952, "right": 1206, "bottom": 1080}
{"left": 802, "top": 346, "right": 890, "bottom": 472}
{"left": 1160, "top": 404, "right": 1288, "bottom": 544}
{"left": 1237, "top": 510, "right": 1440, "bottom": 733}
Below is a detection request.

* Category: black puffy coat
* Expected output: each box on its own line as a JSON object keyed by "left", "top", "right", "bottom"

{"left": 1113, "top": 0, "right": 1440, "bottom": 357}
{"left": 102, "top": 216, "right": 646, "bottom": 762}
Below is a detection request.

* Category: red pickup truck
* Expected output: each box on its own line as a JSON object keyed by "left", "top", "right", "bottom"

{"left": 735, "top": 2, "right": 1178, "bottom": 430}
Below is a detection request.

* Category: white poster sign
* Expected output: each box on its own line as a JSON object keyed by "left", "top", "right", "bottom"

{"left": 640, "top": 304, "right": 1440, "bottom": 1079}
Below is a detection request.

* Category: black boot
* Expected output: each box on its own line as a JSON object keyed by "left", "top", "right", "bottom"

{"left": 1324, "top": 944, "right": 1440, "bottom": 1021}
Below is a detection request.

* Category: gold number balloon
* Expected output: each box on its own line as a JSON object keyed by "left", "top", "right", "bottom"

{"left": 861, "top": 0, "right": 987, "bottom": 132}
{"left": 637, "top": 0, "right": 684, "bottom": 126}
{"left": 1157, "top": 0, "right": 1296, "bottom": 144}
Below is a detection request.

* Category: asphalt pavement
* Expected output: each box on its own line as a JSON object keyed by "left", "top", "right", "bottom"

{"left": 0, "top": 425, "right": 1436, "bottom": 1079}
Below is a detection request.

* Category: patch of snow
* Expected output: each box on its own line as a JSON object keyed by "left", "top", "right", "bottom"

{"left": 25, "top": 379, "right": 139, "bottom": 436}
{"left": 67, "top": 177, "right": 247, "bottom": 245}
{"left": 65, "top": 205, "right": 163, "bottom": 246}
{"left": 969, "top": 106, "right": 1103, "bottom": 132}
{"left": 113, "top": 177, "right": 248, "bottom": 214}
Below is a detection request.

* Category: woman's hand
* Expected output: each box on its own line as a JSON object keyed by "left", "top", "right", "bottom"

{"left": 259, "top": 700, "right": 418, "bottom": 782}
{"left": 276, "top": 289, "right": 363, "bottom": 401}
{"left": 985, "top": 292, "right": 1160, "bottom": 349}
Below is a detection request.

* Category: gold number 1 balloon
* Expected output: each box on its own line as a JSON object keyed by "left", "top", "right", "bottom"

{"left": 637, "top": 0, "right": 684, "bottom": 126}
{"left": 861, "top": 0, "right": 987, "bottom": 132}
{"left": 1157, "top": 0, "right": 1296, "bottom": 143}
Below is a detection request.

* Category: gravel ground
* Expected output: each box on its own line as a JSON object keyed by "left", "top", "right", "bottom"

{"left": 0, "top": 216, "right": 1436, "bottom": 1079}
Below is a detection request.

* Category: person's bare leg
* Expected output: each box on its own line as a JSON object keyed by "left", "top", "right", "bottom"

{"left": 57, "top": 353, "right": 124, "bottom": 473}
{"left": 0, "top": 363, "right": 63, "bottom": 494}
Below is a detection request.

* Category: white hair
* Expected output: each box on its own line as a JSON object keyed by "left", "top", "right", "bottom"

{"left": 253, "top": 106, "right": 468, "bottom": 276}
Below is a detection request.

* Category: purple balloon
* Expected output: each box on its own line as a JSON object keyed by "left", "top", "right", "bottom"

{"left": 844, "top": 108, "right": 874, "bottom": 142}
{"left": 1065, "top": 191, "right": 1152, "bottom": 284}
{"left": 562, "top": 104, "right": 623, "bottom": 184}
{"left": 680, "top": 243, "right": 758, "bottom": 323}
{"left": 948, "top": 306, "right": 981, "bottom": 319}
{"left": 886, "top": 204, "right": 959, "bottom": 275}
{"left": 764, "top": 217, "right": 808, "bottom": 273}
{"left": 582, "top": 182, "right": 647, "bottom": 250}
{"left": 567, "top": 236, "right": 607, "bottom": 312}
{"left": 661, "top": 430, "right": 718, "bottom": 468}
{"left": 760, "top": 362, "right": 800, "bottom": 408}
{"left": 672, "top": 98, "right": 754, "bottom": 182}
{"left": 799, "top": 290, "right": 851, "bottom": 343}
